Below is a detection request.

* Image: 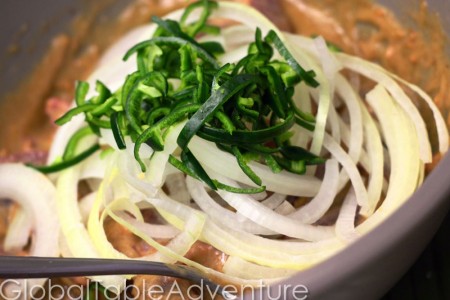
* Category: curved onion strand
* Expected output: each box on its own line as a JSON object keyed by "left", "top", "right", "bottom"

{"left": 0, "top": 164, "right": 59, "bottom": 297}
{"left": 288, "top": 159, "right": 339, "bottom": 224}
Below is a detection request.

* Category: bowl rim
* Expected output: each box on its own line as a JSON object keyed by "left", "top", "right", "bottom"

{"left": 247, "top": 152, "right": 450, "bottom": 299}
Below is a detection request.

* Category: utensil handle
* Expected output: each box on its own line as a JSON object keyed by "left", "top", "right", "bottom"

{"left": 0, "top": 256, "right": 180, "bottom": 278}
{"left": 0, "top": 256, "right": 237, "bottom": 299}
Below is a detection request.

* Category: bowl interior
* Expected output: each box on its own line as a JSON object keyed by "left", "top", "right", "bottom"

{"left": 0, "top": 1, "right": 449, "bottom": 300}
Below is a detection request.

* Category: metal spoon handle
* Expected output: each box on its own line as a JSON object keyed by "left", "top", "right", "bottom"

{"left": 0, "top": 256, "right": 180, "bottom": 278}
{"left": 0, "top": 256, "right": 236, "bottom": 299}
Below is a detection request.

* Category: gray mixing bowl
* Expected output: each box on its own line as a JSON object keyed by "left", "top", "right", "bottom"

{"left": 1, "top": 1, "right": 449, "bottom": 299}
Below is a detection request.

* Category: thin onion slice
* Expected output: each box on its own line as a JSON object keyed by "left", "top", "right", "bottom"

{"left": 288, "top": 159, "right": 339, "bottom": 224}
{"left": 186, "top": 176, "right": 277, "bottom": 235}
{"left": 57, "top": 160, "right": 125, "bottom": 288}
{"left": 0, "top": 164, "right": 59, "bottom": 297}
{"left": 358, "top": 84, "right": 421, "bottom": 234}
{"left": 335, "top": 189, "right": 359, "bottom": 242}
{"left": 213, "top": 174, "right": 335, "bottom": 241}
{"left": 223, "top": 256, "right": 296, "bottom": 280}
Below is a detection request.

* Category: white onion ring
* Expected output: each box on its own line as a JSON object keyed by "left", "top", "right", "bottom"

{"left": 0, "top": 164, "right": 59, "bottom": 298}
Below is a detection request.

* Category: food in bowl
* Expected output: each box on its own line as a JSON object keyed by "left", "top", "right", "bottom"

{"left": 0, "top": 0, "right": 448, "bottom": 298}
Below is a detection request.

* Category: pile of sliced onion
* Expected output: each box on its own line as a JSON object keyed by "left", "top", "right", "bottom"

{"left": 3, "top": 0, "right": 447, "bottom": 291}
